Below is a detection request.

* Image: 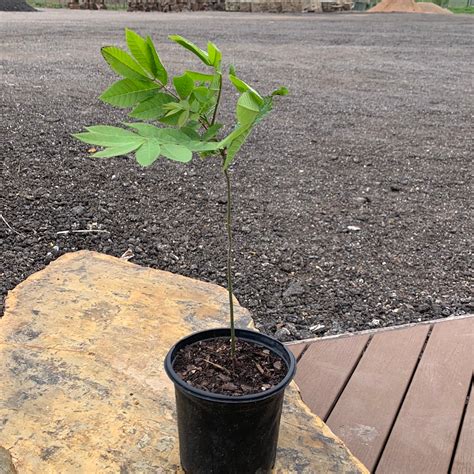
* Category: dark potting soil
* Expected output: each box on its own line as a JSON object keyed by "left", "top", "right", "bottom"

{"left": 173, "top": 338, "right": 287, "bottom": 396}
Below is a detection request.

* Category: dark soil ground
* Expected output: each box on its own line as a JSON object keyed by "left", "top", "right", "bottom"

{"left": 1, "top": 10, "right": 473, "bottom": 341}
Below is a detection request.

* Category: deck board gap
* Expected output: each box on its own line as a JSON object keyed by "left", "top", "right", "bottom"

{"left": 373, "top": 324, "right": 434, "bottom": 473}
{"left": 296, "top": 343, "right": 309, "bottom": 363}
{"left": 448, "top": 377, "right": 474, "bottom": 473}
{"left": 324, "top": 334, "right": 374, "bottom": 422}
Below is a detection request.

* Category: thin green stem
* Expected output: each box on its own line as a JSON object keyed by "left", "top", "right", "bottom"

{"left": 211, "top": 73, "right": 223, "bottom": 126}
{"left": 223, "top": 159, "right": 236, "bottom": 358}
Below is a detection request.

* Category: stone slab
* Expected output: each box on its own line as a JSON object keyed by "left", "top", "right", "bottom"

{"left": 0, "top": 251, "right": 367, "bottom": 473}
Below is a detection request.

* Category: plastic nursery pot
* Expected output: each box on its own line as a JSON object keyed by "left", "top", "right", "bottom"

{"left": 164, "top": 328, "right": 296, "bottom": 474}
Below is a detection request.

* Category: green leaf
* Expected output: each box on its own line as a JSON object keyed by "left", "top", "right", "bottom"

{"left": 164, "top": 103, "right": 184, "bottom": 117}
{"left": 146, "top": 36, "right": 168, "bottom": 84}
{"left": 229, "top": 74, "right": 264, "bottom": 105}
{"left": 125, "top": 29, "right": 156, "bottom": 77}
{"left": 92, "top": 141, "right": 144, "bottom": 158}
{"left": 219, "top": 124, "right": 249, "bottom": 148}
{"left": 229, "top": 64, "right": 236, "bottom": 76}
{"left": 101, "top": 46, "right": 150, "bottom": 81}
{"left": 187, "top": 141, "right": 222, "bottom": 152}
{"left": 207, "top": 42, "right": 222, "bottom": 68}
{"left": 73, "top": 131, "right": 141, "bottom": 147}
{"left": 173, "top": 74, "right": 194, "bottom": 99}
{"left": 161, "top": 144, "right": 193, "bottom": 163}
{"left": 271, "top": 86, "right": 289, "bottom": 96}
{"left": 177, "top": 109, "right": 190, "bottom": 127}
{"left": 236, "top": 91, "right": 260, "bottom": 125}
{"left": 202, "top": 123, "right": 223, "bottom": 141}
{"left": 181, "top": 127, "right": 201, "bottom": 141}
{"left": 158, "top": 128, "right": 196, "bottom": 144}
{"left": 125, "top": 122, "right": 165, "bottom": 137}
{"left": 192, "top": 86, "right": 210, "bottom": 103}
{"left": 85, "top": 125, "right": 140, "bottom": 138}
{"left": 74, "top": 126, "right": 145, "bottom": 158}
{"left": 168, "top": 35, "right": 211, "bottom": 66}
{"left": 253, "top": 96, "right": 274, "bottom": 125}
{"left": 99, "top": 79, "right": 160, "bottom": 108}
{"left": 135, "top": 138, "right": 161, "bottom": 166}
{"left": 223, "top": 127, "right": 251, "bottom": 170}
{"left": 129, "top": 93, "right": 176, "bottom": 120}
{"left": 185, "top": 70, "right": 214, "bottom": 82}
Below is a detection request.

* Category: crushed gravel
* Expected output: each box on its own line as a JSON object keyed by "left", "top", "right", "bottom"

{"left": 1, "top": 10, "right": 473, "bottom": 340}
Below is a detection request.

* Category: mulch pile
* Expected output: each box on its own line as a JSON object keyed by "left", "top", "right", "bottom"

{"left": 0, "top": 0, "right": 37, "bottom": 11}
{"left": 369, "top": 0, "right": 452, "bottom": 14}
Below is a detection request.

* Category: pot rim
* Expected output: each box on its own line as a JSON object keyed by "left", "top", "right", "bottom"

{"left": 164, "top": 328, "right": 296, "bottom": 403}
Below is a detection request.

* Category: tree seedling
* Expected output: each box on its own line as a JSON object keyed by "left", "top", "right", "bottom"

{"left": 74, "top": 29, "right": 287, "bottom": 357}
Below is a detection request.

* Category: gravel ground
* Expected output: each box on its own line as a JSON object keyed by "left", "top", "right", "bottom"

{"left": 1, "top": 10, "right": 473, "bottom": 340}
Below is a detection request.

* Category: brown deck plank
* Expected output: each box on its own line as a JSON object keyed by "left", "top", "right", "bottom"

{"left": 326, "top": 324, "right": 429, "bottom": 472}
{"left": 451, "top": 383, "right": 474, "bottom": 474}
{"left": 288, "top": 343, "right": 307, "bottom": 360}
{"left": 376, "top": 317, "right": 474, "bottom": 474}
{"left": 295, "top": 334, "right": 370, "bottom": 420}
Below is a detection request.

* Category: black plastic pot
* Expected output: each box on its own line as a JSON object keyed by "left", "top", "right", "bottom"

{"left": 164, "top": 328, "right": 296, "bottom": 474}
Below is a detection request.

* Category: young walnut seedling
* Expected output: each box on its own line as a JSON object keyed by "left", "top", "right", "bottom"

{"left": 74, "top": 29, "right": 287, "bottom": 357}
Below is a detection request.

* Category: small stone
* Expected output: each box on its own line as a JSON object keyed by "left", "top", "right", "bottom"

{"left": 285, "top": 323, "right": 297, "bottom": 335}
{"left": 309, "top": 324, "right": 325, "bottom": 334}
{"left": 417, "top": 303, "right": 430, "bottom": 313}
{"left": 347, "top": 226, "right": 361, "bottom": 232}
{"left": 280, "top": 262, "right": 293, "bottom": 273}
{"left": 354, "top": 196, "right": 371, "bottom": 204}
{"left": 283, "top": 281, "right": 305, "bottom": 298}
{"left": 369, "top": 318, "right": 381, "bottom": 327}
{"left": 71, "top": 205, "right": 85, "bottom": 216}
{"left": 274, "top": 327, "right": 291, "bottom": 340}
{"left": 241, "top": 226, "right": 251, "bottom": 234}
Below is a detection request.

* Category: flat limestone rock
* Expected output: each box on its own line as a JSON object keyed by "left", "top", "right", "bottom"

{"left": 0, "top": 251, "right": 367, "bottom": 473}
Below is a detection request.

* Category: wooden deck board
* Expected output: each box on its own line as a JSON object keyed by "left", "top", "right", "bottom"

{"left": 288, "top": 343, "right": 307, "bottom": 360}
{"left": 295, "top": 334, "right": 370, "bottom": 420}
{"left": 451, "top": 382, "right": 474, "bottom": 474}
{"left": 376, "top": 317, "right": 473, "bottom": 473}
{"left": 326, "top": 325, "right": 429, "bottom": 472}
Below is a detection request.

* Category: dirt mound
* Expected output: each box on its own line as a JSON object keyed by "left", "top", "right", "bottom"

{"left": 416, "top": 2, "right": 453, "bottom": 13}
{"left": 0, "top": 0, "right": 37, "bottom": 11}
{"left": 369, "top": 0, "right": 419, "bottom": 12}
{"left": 369, "top": 0, "right": 452, "bottom": 13}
